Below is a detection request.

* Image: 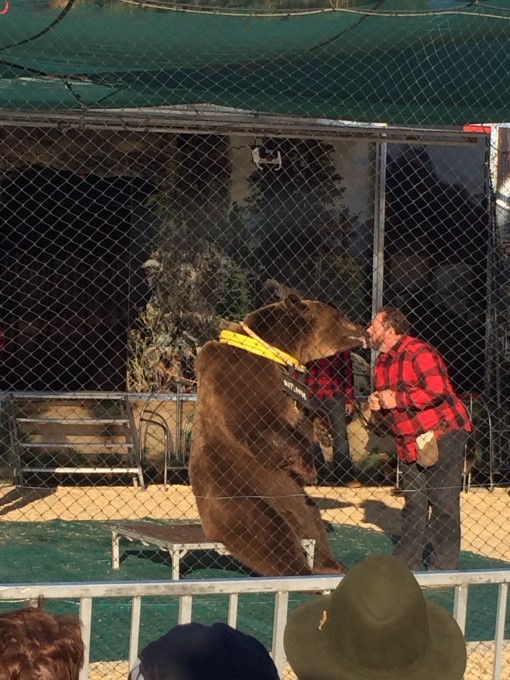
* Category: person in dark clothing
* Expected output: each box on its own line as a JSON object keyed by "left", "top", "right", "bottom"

{"left": 127, "top": 622, "right": 280, "bottom": 680}
{"left": 304, "top": 351, "right": 361, "bottom": 487}
{"left": 367, "top": 306, "right": 472, "bottom": 570}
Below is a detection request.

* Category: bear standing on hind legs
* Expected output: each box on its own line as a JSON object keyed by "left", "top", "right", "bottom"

{"left": 189, "top": 294, "right": 366, "bottom": 577}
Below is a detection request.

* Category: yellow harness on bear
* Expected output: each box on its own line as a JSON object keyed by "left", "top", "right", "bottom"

{"left": 218, "top": 322, "right": 306, "bottom": 373}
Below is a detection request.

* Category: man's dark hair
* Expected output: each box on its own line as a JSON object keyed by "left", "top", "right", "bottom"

{"left": 379, "top": 306, "right": 410, "bottom": 336}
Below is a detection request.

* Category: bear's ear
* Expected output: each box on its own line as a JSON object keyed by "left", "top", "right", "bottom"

{"left": 283, "top": 293, "right": 308, "bottom": 311}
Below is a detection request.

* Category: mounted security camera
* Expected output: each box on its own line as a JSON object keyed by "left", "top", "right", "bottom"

{"left": 251, "top": 141, "right": 282, "bottom": 170}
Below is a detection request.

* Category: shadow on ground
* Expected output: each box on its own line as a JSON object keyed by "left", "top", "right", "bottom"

{"left": 312, "top": 496, "right": 353, "bottom": 510}
{"left": 0, "top": 487, "right": 56, "bottom": 517}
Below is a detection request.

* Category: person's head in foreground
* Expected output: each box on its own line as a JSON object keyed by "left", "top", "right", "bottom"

{"left": 284, "top": 553, "right": 467, "bottom": 680}
{"left": 0, "top": 604, "right": 84, "bottom": 680}
{"left": 128, "top": 621, "right": 280, "bottom": 680}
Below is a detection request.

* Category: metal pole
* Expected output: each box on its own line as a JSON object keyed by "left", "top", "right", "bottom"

{"left": 485, "top": 126, "right": 498, "bottom": 397}
{"left": 370, "top": 141, "right": 387, "bottom": 381}
{"left": 371, "top": 140, "right": 387, "bottom": 316}
{"left": 487, "top": 125, "right": 510, "bottom": 476}
{"left": 485, "top": 128, "right": 499, "bottom": 480}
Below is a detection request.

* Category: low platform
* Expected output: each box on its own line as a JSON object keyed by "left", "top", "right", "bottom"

{"left": 111, "top": 523, "right": 316, "bottom": 579}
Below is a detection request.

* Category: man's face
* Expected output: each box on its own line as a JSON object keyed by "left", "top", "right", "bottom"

{"left": 367, "top": 312, "right": 397, "bottom": 352}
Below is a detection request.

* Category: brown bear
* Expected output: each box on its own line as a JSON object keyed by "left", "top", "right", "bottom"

{"left": 189, "top": 294, "right": 366, "bottom": 577}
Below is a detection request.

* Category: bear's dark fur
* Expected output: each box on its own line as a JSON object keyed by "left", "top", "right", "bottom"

{"left": 189, "top": 295, "right": 365, "bottom": 576}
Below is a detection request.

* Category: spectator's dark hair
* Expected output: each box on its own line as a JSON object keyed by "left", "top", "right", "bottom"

{"left": 132, "top": 622, "right": 280, "bottom": 680}
{"left": 0, "top": 606, "right": 84, "bottom": 680}
{"left": 378, "top": 306, "right": 410, "bottom": 336}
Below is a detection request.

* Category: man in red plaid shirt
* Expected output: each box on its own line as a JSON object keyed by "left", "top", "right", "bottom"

{"left": 367, "top": 306, "right": 472, "bottom": 571}
{"left": 304, "top": 351, "right": 361, "bottom": 487}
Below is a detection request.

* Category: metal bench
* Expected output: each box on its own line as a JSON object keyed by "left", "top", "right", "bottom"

{"left": 8, "top": 392, "right": 144, "bottom": 488}
{"left": 111, "top": 523, "right": 316, "bottom": 579}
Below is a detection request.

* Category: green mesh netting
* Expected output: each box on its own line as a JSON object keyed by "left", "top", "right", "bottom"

{"left": 2, "top": 1, "right": 510, "bottom": 124}
{"left": 0, "top": 520, "right": 508, "bottom": 662}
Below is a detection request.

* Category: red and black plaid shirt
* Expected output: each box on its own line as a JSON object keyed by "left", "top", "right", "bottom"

{"left": 373, "top": 336, "right": 472, "bottom": 463}
{"left": 304, "top": 352, "right": 355, "bottom": 404}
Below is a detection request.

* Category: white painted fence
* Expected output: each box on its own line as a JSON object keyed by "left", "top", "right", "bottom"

{"left": 0, "top": 570, "right": 509, "bottom": 680}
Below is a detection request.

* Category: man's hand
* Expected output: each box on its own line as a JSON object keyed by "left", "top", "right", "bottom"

{"left": 368, "top": 390, "right": 397, "bottom": 410}
{"left": 378, "top": 389, "right": 397, "bottom": 409}
{"left": 368, "top": 391, "right": 381, "bottom": 411}
{"left": 345, "top": 403, "right": 354, "bottom": 417}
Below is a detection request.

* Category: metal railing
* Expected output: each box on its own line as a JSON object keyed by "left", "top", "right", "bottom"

{"left": 139, "top": 411, "right": 174, "bottom": 489}
{"left": 1, "top": 570, "right": 508, "bottom": 680}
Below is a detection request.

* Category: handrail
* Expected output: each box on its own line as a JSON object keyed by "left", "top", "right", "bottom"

{"left": 0, "top": 390, "right": 197, "bottom": 402}
{"left": 1, "top": 570, "right": 509, "bottom": 680}
{"left": 463, "top": 394, "right": 496, "bottom": 490}
{"left": 139, "top": 411, "right": 174, "bottom": 490}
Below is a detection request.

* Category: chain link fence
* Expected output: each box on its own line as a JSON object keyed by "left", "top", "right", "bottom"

{"left": 1, "top": 1, "right": 510, "bottom": 678}
{"left": 0, "top": 124, "right": 509, "bottom": 679}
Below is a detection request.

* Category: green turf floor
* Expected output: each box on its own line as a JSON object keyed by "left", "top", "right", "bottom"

{"left": 0, "top": 520, "right": 508, "bottom": 662}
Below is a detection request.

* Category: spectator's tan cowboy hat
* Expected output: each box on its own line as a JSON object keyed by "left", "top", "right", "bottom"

{"left": 284, "top": 553, "right": 466, "bottom": 680}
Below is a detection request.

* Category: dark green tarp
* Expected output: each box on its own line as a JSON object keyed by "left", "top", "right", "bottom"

{"left": 2, "top": 0, "right": 510, "bottom": 125}
{"left": 1, "top": 520, "right": 508, "bottom": 661}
